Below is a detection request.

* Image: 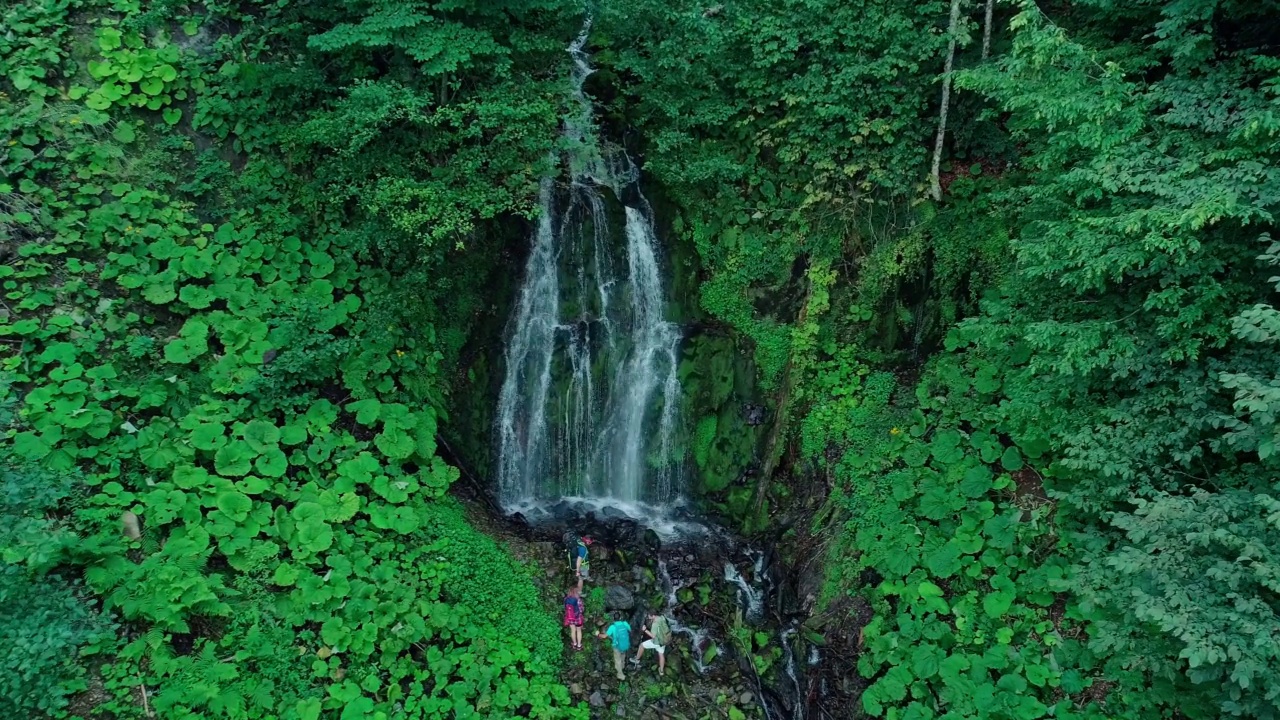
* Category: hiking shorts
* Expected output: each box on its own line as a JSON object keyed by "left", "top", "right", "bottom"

{"left": 577, "top": 563, "right": 589, "bottom": 580}
{"left": 641, "top": 639, "right": 665, "bottom": 654}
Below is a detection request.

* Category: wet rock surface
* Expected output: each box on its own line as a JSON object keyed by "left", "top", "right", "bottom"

{"left": 456, "top": 495, "right": 861, "bottom": 719}
{"left": 604, "top": 585, "right": 635, "bottom": 610}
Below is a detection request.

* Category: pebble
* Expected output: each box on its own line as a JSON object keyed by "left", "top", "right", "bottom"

{"left": 740, "top": 691, "right": 754, "bottom": 705}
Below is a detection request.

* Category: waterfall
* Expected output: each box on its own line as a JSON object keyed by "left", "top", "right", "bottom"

{"left": 495, "top": 17, "right": 684, "bottom": 513}
{"left": 724, "top": 551, "right": 766, "bottom": 623}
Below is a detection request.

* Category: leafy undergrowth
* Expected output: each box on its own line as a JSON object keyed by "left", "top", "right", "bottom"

{"left": 814, "top": 349, "right": 1110, "bottom": 720}
{"left": 1, "top": 0, "right": 582, "bottom": 717}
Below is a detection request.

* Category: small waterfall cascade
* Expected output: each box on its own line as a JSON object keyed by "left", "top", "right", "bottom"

{"left": 780, "top": 627, "right": 805, "bottom": 720}
{"left": 724, "top": 551, "right": 766, "bottom": 623}
{"left": 495, "top": 17, "right": 684, "bottom": 514}
{"left": 658, "top": 559, "right": 721, "bottom": 675}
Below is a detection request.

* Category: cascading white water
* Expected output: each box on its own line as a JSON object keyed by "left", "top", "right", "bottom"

{"left": 495, "top": 17, "right": 684, "bottom": 512}
{"left": 658, "top": 559, "right": 720, "bottom": 675}
{"left": 725, "top": 550, "right": 766, "bottom": 623}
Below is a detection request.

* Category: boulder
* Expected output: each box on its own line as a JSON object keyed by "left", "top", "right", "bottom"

{"left": 604, "top": 585, "right": 635, "bottom": 610}
{"left": 589, "top": 691, "right": 605, "bottom": 708}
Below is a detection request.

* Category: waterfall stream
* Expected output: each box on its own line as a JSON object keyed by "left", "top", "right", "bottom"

{"left": 495, "top": 18, "right": 684, "bottom": 517}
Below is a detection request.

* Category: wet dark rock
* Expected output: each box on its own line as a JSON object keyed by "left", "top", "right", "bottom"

{"left": 742, "top": 403, "right": 767, "bottom": 426}
{"left": 605, "top": 585, "right": 635, "bottom": 610}
{"left": 599, "top": 505, "right": 628, "bottom": 521}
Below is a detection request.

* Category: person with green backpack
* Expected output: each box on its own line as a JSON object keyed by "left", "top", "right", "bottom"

{"left": 597, "top": 612, "right": 631, "bottom": 681}
{"left": 632, "top": 612, "right": 672, "bottom": 676}
{"left": 565, "top": 532, "right": 592, "bottom": 592}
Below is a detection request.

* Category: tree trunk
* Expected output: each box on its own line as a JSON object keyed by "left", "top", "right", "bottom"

{"left": 982, "top": 0, "right": 994, "bottom": 59}
{"left": 929, "top": 0, "right": 963, "bottom": 202}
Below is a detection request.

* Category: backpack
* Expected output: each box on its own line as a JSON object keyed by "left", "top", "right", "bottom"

{"left": 563, "top": 531, "right": 580, "bottom": 566}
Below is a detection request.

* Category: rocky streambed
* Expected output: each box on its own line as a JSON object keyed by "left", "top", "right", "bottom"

{"left": 458, "top": 495, "right": 865, "bottom": 719}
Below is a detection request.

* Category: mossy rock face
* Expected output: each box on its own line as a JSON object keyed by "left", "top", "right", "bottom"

{"left": 679, "top": 332, "right": 765, "bottom": 501}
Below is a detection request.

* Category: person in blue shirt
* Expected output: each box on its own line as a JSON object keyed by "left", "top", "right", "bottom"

{"left": 597, "top": 612, "right": 631, "bottom": 681}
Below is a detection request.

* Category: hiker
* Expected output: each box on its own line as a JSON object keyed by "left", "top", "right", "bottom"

{"left": 569, "top": 534, "right": 592, "bottom": 592}
{"left": 563, "top": 586, "right": 585, "bottom": 650}
{"left": 597, "top": 612, "right": 631, "bottom": 681}
{"left": 633, "top": 612, "right": 672, "bottom": 676}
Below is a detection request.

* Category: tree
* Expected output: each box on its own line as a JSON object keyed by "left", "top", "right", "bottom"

{"left": 929, "top": 0, "right": 963, "bottom": 201}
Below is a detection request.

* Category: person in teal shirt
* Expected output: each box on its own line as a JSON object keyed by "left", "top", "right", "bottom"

{"left": 597, "top": 613, "right": 631, "bottom": 681}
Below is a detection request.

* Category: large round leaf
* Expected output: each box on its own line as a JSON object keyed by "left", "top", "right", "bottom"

{"left": 216, "top": 490, "right": 252, "bottom": 522}
{"left": 243, "top": 419, "right": 281, "bottom": 452}
{"left": 255, "top": 447, "right": 288, "bottom": 477}
{"left": 215, "top": 440, "right": 254, "bottom": 477}
{"left": 190, "top": 422, "right": 226, "bottom": 451}
{"left": 374, "top": 428, "right": 415, "bottom": 460}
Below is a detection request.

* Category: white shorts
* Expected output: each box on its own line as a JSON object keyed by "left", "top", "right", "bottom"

{"left": 641, "top": 639, "right": 665, "bottom": 654}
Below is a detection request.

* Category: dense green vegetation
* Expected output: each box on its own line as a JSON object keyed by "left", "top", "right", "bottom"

{"left": 603, "top": 0, "right": 1280, "bottom": 717}
{"left": 5, "top": 0, "right": 1280, "bottom": 718}
{"left": 2, "top": 0, "right": 581, "bottom": 717}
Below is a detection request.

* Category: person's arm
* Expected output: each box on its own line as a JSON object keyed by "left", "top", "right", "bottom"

{"left": 574, "top": 555, "right": 582, "bottom": 574}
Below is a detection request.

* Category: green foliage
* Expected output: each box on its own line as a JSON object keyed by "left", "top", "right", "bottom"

{"left": 0, "top": 565, "right": 112, "bottom": 717}
{"left": 1, "top": 0, "right": 585, "bottom": 716}
{"left": 809, "top": 1, "right": 1280, "bottom": 717}
{"left": 1, "top": 394, "right": 114, "bottom": 717}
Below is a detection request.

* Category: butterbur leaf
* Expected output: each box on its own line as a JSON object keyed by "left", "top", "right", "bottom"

{"left": 280, "top": 423, "right": 307, "bottom": 445}
{"left": 1000, "top": 447, "right": 1024, "bottom": 472}
{"left": 216, "top": 491, "right": 252, "bottom": 522}
{"left": 98, "top": 27, "right": 122, "bottom": 51}
{"left": 190, "top": 422, "right": 226, "bottom": 451}
{"left": 215, "top": 440, "right": 254, "bottom": 477}
{"left": 243, "top": 420, "right": 281, "bottom": 452}
{"left": 162, "top": 107, "right": 182, "bottom": 125}
{"left": 112, "top": 123, "right": 136, "bottom": 143}
{"left": 274, "top": 563, "right": 299, "bottom": 586}
{"left": 164, "top": 319, "right": 209, "bottom": 363}
{"left": 173, "top": 464, "right": 210, "bottom": 489}
{"left": 297, "top": 520, "right": 333, "bottom": 552}
{"left": 902, "top": 444, "right": 930, "bottom": 467}
{"left": 296, "top": 699, "right": 322, "bottom": 720}
{"left": 14, "top": 432, "right": 52, "bottom": 459}
{"left": 347, "top": 399, "right": 381, "bottom": 425}
{"left": 912, "top": 644, "right": 943, "bottom": 679}
{"left": 926, "top": 541, "right": 963, "bottom": 578}
{"left": 984, "top": 574, "right": 1017, "bottom": 618}
{"left": 960, "top": 465, "right": 993, "bottom": 498}
{"left": 143, "top": 281, "right": 177, "bottom": 304}
{"left": 255, "top": 447, "right": 288, "bottom": 477}
{"left": 918, "top": 581, "right": 944, "bottom": 599}
{"left": 179, "top": 285, "right": 215, "bottom": 309}
{"left": 374, "top": 428, "right": 414, "bottom": 459}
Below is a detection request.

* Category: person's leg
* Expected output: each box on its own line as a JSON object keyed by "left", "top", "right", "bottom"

{"left": 656, "top": 645, "right": 665, "bottom": 675}
{"left": 634, "top": 638, "right": 655, "bottom": 661}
